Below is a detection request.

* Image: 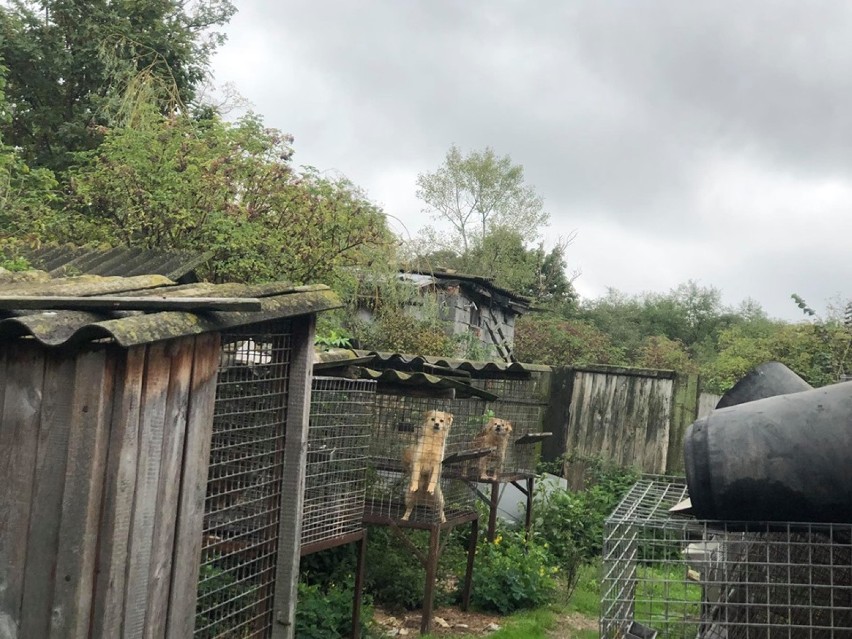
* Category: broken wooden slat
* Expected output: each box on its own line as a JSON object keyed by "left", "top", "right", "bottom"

{"left": 50, "top": 347, "right": 116, "bottom": 639}
{"left": 123, "top": 342, "right": 171, "bottom": 639}
{"left": 0, "top": 344, "right": 44, "bottom": 633}
{"left": 91, "top": 347, "right": 146, "bottom": 638}
{"left": 0, "top": 295, "right": 262, "bottom": 312}
{"left": 144, "top": 338, "right": 194, "bottom": 639}
{"left": 165, "top": 333, "right": 220, "bottom": 639}
{"left": 20, "top": 352, "right": 75, "bottom": 639}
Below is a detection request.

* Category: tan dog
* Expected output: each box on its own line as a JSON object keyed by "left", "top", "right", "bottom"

{"left": 471, "top": 417, "right": 513, "bottom": 480}
{"left": 401, "top": 410, "right": 453, "bottom": 523}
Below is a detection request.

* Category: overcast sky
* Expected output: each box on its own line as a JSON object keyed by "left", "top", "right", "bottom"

{"left": 212, "top": 1, "right": 852, "bottom": 321}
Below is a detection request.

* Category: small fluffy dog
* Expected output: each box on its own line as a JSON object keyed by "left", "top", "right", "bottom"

{"left": 401, "top": 410, "right": 453, "bottom": 523}
{"left": 471, "top": 417, "right": 513, "bottom": 480}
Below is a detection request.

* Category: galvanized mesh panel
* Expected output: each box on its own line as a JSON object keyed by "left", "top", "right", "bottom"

{"left": 195, "top": 322, "right": 292, "bottom": 639}
{"left": 601, "top": 478, "right": 852, "bottom": 639}
{"left": 302, "top": 377, "right": 375, "bottom": 547}
{"left": 364, "top": 393, "right": 482, "bottom": 524}
{"left": 473, "top": 374, "right": 547, "bottom": 478}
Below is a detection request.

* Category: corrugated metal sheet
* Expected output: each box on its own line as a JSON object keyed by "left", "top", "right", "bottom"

{"left": 0, "top": 276, "right": 340, "bottom": 347}
{"left": 357, "top": 350, "right": 550, "bottom": 376}
{"left": 21, "top": 245, "right": 212, "bottom": 282}
{"left": 402, "top": 269, "right": 532, "bottom": 308}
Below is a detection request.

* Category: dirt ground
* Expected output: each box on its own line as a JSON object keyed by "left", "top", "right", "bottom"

{"left": 373, "top": 606, "right": 598, "bottom": 637}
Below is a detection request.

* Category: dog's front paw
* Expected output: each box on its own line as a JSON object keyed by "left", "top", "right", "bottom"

{"left": 427, "top": 484, "right": 436, "bottom": 495}
{"left": 409, "top": 481, "right": 420, "bottom": 492}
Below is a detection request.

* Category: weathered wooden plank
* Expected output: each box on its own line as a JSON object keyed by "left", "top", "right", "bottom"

{"left": 50, "top": 347, "right": 116, "bottom": 639}
{"left": 272, "top": 316, "right": 316, "bottom": 639}
{"left": 144, "top": 338, "right": 195, "bottom": 639}
{"left": 0, "top": 344, "right": 44, "bottom": 637}
{"left": 90, "top": 346, "right": 146, "bottom": 639}
{"left": 19, "top": 352, "right": 75, "bottom": 639}
{"left": 165, "top": 333, "right": 220, "bottom": 639}
{"left": 123, "top": 342, "right": 171, "bottom": 639}
{"left": 0, "top": 295, "right": 262, "bottom": 312}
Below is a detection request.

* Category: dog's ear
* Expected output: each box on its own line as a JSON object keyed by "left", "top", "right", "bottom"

{"left": 447, "top": 413, "right": 454, "bottom": 426}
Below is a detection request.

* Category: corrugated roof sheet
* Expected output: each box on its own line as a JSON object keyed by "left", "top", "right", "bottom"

{"left": 402, "top": 268, "right": 532, "bottom": 308}
{"left": 0, "top": 276, "right": 340, "bottom": 347}
{"left": 21, "top": 245, "right": 212, "bottom": 282}
{"left": 314, "top": 349, "right": 549, "bottom": 379}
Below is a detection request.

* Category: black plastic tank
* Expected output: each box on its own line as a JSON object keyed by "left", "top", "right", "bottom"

{"left": 684, "top": 380, "right": 852, "bottom": 523}
{"left": 715, "top": 361, "right": 812, "bottom": 409}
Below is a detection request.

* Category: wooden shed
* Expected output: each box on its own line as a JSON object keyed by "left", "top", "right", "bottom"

{"left": 0, "top": 274, "right": 338, "bottom": 639}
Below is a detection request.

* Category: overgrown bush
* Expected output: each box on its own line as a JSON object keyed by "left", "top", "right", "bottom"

{"left": 364, "top": 525, "right": 465, "bottom": 610}
{"left": 534, "top": 456, "right": 638, "bottom": 561}
{"left": 295, "top": 581, "right": 373, "bottom": 639}
{"left": 468, "top": 528, "right": 558, "bottom": 614}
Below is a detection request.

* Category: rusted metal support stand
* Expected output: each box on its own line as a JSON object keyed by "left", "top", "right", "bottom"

{"left": 466, "top": 474, "right": 536, "bottom": 542}
{"left": 367, "top": 511, "right": 479, "bottom": 635}
{"left": 299, "top": 529, "right": 368, "bottom": 639}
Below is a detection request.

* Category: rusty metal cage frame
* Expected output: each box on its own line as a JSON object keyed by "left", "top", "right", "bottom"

{"left": 472, "top": 373, "right": 548, "bottom": 480}
{"left": 364, "top": 392, "right": 484, "bottom": 525}
{"left": 601, "top": 478, "right": 852, "bottom": 639}
{"left": 302, "top": 376, "right": 375, "bottom": 550}
{"left": 195, "top": 321, "right": 293, "bottom": 639}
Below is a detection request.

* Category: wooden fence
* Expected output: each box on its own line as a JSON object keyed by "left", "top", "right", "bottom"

{"left": 541, "top": 365, "right": 718, "bottom": 488}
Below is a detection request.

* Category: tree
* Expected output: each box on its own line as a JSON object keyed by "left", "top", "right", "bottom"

{"left": 415, "top": 145, "right": 549, "bottom": 253}
{"left": 60, "top": 101, "right": 391, "bottom": 284}
{"left": 514, "top": 316, "right": 624, "bottom": 368}
{"left": 0, "top": 62, "right": 59, "bottom": 261}
{"left": 0, "top": 0, "right": 236, "bottom": 172}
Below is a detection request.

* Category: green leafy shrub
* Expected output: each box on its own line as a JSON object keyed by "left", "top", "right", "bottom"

{"left": 468, "top": 529, "right": 558, "bottom": 614}
{"left": 364, "top": 526, "right": 465, "bottom": 610}
{"left": 295, "top": 581, "right": 373, "bottom": 639}
{"left": 534, "top": 456, "right": 638, "bottom": 561}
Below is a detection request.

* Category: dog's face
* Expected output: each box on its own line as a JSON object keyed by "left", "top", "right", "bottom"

{"left": 484, "top": 417, "right": 513, "bottom": 439}
{"left": 423, "top": 410, "right": 453, "bottom": 434}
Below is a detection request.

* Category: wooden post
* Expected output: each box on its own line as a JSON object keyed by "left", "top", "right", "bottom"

{"left": 541, "top": 367, "right": 572, "bottom": 464}
{"left": 524, "top": 476, "right": 535, "bottom": 534}
{"left": 487, "top": 481, "right": 500, "bottom": 542}
{"left": 272, "top": 315, "right": 316, "bottom": 639}
{"left": 351, "top": 531, "right": 368, "bottom": 639}
{"left": 461, "top": 517, "right": 478, "bottom": 611}
{"left": 420, "top": 526, "right": 441, "bottom": 635}
{"left": 666, "top": 373, "right": 699, "bottom": 474}
{"left": 165, "top": 333, "right": 221, "bottom": 639}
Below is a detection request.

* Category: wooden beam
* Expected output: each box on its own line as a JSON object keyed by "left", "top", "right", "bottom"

{"left": 0, "top": 295, "right": 262, "bottom": 312}
{"left": 272, "top": 315, "right": 316, "bottom": 639}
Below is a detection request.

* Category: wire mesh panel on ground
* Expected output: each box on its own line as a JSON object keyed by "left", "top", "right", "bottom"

{"left": 601, "top": 478, "right": 852, "bottom": 639}
{"left": 195, "top": 322, "right": 292, "bottom": 639}
{"left": 364, "top": 392, "right": 484, "bottom": 525}
{"left": 302, "top": 377, "right": 375, "bottom": 548}
{"left": 472, "top": 373, "right": 548, "bottom": 479}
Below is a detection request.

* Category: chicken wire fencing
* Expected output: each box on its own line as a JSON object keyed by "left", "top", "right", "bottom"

{"left": 195, "top": 322, "right": 293, "bottom": 639}
{"left": 472, "top": 373, "right": 548, "bottom": 479}
{"left": 364, "top": 392, "right": 485, "bottom": 525}
{"left": 302, "top": 377, "right": 375, "bottom": 549}
{"left": 601, "top": 478, "right": 852, "bottom": 639}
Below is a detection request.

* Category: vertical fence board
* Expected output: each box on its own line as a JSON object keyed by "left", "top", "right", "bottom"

{"left": 272, "top": 316, "right": 316, "bottom": 639}
{"left": 91, "top": 347, "right": 146, "bottom": 639}
{"left": 124, "top": 342, "right": 171, "bottom": 639}
{"left": 0, "top": 345, "right": 44, "bottom": 636}
{"left": 144, "top": 339, "right": 195, "bottom": 639}
{"left": 165, "top": 333, "right": 220, "bottom": 639}
{"left": 20, "top": 353, "right": 75, "bottom": 639}
{"left": 50, "top": 348, "right": 115, "bottom": 639}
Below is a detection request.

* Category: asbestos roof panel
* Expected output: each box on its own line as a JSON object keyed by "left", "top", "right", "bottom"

{"left": 355, "top": 350, "right": 550, "bottom": 376}
{"left": 401, "top": 269, "right": 532, "bottom": 307}
{"left": 339, "top": 367, "right": 500, "bottom": 400}
{"left": 0, "top": 276, "right": 340, "bottom": 347}
{"left": 22, "top": 245, "right": 212, "bottom": 281}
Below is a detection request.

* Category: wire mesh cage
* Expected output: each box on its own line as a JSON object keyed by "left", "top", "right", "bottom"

{"left": 601, "top": 478, "right": 852, "bottom": 639}
{"left": 364, "top": 392, "right": 485, "bottom": 525}
{"left": 195, "top": 322, "right": 293, "bottom": 639}
{"left": 302, "top": 377, "right": 375, "bottom": 549}
{"left": 472, "top": 373, "right": 548, "bottom": 479}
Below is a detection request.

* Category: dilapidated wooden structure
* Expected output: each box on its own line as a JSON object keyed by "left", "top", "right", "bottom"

{"left": 0, "top": 273, "right": 338, "bottom": 639}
